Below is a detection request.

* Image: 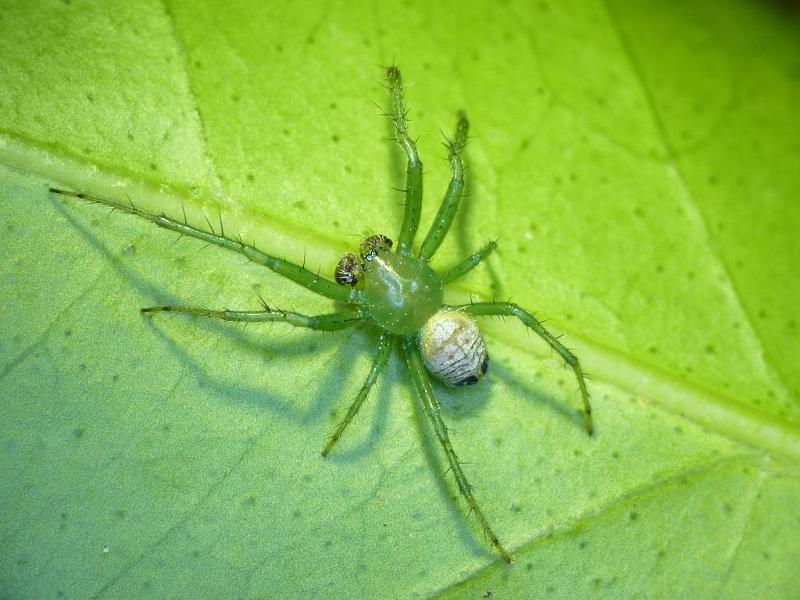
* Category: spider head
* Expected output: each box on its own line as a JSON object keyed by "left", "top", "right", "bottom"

{"left": 359, "top": 234, "right": 393, "bottom": 260}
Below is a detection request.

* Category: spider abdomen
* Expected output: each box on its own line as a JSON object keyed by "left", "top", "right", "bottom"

{"left": 418, "top": 309, "right": 489, "bottom": 386}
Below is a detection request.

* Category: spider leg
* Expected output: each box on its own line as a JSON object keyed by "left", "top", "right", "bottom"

{"left": 48, "top": 188, "right": 354, "bottom": 303}
{"left": 321, "top": 332, "right": 393, "bottom": 456}
{"left": 419, "top": 113, "right": 469, "bottom": 260}
{"left": 141, "top": 305, "right": 365, "bottom": 330}
{"left": 458, "top": 302, "right": 593, "bottom": 435}
{"left": 403, "top": 337, "right": 512, "bottom": 564}
{"left": 439, "top": 240, "right": 497, "bottom": 284}
{"left": 386, "top": 67, "right": 423, "bottom": 256}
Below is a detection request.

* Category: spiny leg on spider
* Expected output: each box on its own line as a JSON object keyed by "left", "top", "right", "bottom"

{"left": 48, "top": 66, "right": 592, "bottom": 564}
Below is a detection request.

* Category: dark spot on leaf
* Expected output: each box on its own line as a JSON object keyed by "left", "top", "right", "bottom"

{"left": 73, "top": 426, "right": 85, "bottom": 439}
{"left": 629, "top": 511, "right": 639, "bottom": 521}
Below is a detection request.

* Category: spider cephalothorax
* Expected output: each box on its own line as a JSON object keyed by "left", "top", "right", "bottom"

{"left": 49, "top": 66, "right": 593, "bottom": 564}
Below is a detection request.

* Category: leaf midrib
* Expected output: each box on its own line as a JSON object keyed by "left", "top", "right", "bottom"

{"left": 4, "top": 134, "right": 799, "bottom": 464}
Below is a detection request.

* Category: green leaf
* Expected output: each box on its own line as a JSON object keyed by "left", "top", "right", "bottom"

{"left": 2, "top": 0, "right": 799, "bottom": 598}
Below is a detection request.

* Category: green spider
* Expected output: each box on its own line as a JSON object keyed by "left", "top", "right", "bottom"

{"left": 49, "top": 66, "right": 592, "bottom": 563}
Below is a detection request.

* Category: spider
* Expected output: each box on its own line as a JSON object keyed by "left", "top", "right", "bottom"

{"left": 49, "top": 66, "right": 593, "bottom": 564}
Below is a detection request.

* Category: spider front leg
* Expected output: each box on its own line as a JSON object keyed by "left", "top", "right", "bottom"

{"left": 49, "top": 188, "right": 353, "bottom": 303}
{"left": 322, "top": 332, "right": 393, "bottom": 456}
{"left": 459, "top": 302, "right": 593, "bottom": 435}
{"left": 404, "top": 338, "right": 512, "bottom": 564}
{"left": 386, "top": 67, "right": 422, "bottom": 256}
{"left": 419, "top": 112, "right": 469, "bottom": 260}
{"left": 141, "top": 304, "right": 365, "bottom": 330}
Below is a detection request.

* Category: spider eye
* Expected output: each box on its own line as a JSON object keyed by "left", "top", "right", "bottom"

{"left": 334, "top": 252, "right": 363, "bottom": 286}
{"left": 359, "top": 234, "right": 393, "bottom": 260}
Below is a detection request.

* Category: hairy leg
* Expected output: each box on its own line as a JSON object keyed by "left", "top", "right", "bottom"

{"left": 385, "top": 67, "right": 423, "bottom": 256}
{"left": 141, "top": 304, "right": 365, "bottom": 330}
{"left": 419, "top": 112, "right": 469, "bottom": 260}
{"left": 458, "top": 302, "right": 593, "bottom": 435}
{"left": 322, "top": 332, "right": 393, "bottom": 456}
{"left": 404, "top": 337, "right": 512, "bottom": 563}
{"left": 49, "top": 188, "right": 354, "bottom": 303}
{"left": 440, "top": 240, "right": 497, "bottom": 284}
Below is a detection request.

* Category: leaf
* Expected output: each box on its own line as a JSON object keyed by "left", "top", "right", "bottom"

{"left": 1, "top": 0, "right": 799, "bottom": 598}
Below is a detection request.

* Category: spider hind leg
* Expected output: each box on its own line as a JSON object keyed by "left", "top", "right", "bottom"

{"left": 321, "top": 332, "right": 393, "bottom": 456}
{"left": 459, "top": 302, "right": 593, "bottom": 435}
{"left": 404, "top": 338, "right": 512, "bottom": 563}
